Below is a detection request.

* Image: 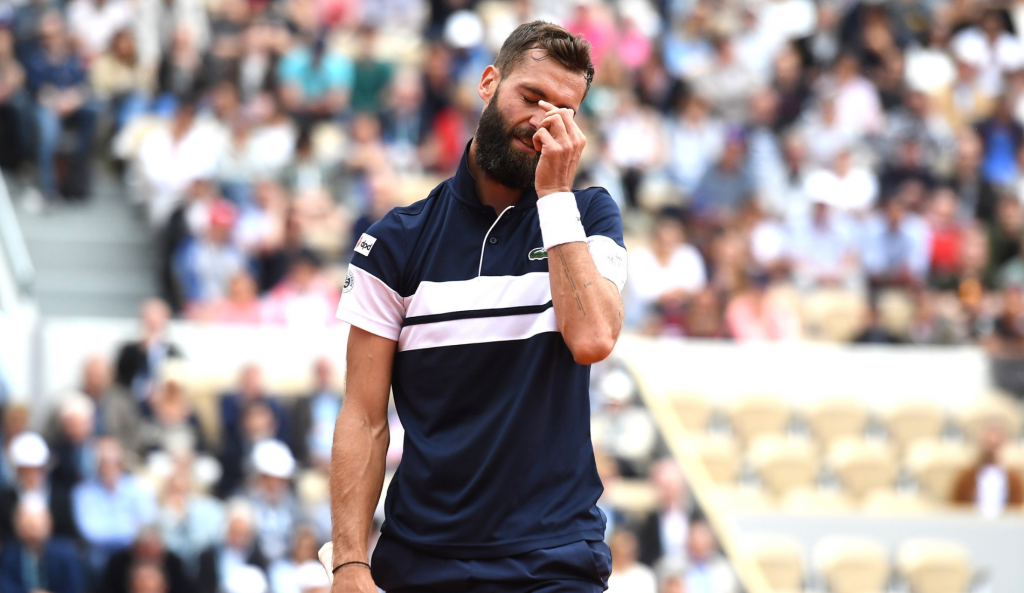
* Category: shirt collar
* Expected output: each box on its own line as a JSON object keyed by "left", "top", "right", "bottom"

{"left": 451, "top": 140, "right": 540, "bottom": 213}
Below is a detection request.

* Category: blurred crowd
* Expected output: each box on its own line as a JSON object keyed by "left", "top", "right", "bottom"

{"left": 0, "top": 297, "right": 740, "bottom": 593}
{"left": 6, "top": 0, "right": 1024, "bottom": 590}
{"left": 8, "top": 0, "right": 1024, "bottom": 356}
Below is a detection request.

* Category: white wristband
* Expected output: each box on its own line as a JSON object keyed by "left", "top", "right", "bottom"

{"left": 537, "top": 192, "right": 586, "bottom": 251}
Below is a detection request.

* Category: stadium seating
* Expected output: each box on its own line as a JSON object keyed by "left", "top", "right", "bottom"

{"left": 726, "top": 394, "right": 791, "bottom": 445}
{"left": 828, "top": 438, "right": 898, "bottom": 501}
{"left": 746, "top": 534, "right": 805, "bottom": 593}
{"left": 897, "top": 539, "right": 972, "bottom": 593}
{"left": 905, "top": 440, "right": 974, "bottom": 503}
{"left": 749, "top": 435, "right": 819, "bottom": 498}
{"left": 803, "top": 397, "right": 869, "bottom": 451}
{"left": 880, "top": 399, "right": 946, "bottom": 453}
{"left": 814, "top": 535, "right": 890, "bottom": 593}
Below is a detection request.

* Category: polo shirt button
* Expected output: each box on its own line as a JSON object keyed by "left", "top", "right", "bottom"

{"left": 489, "top": 237, "right": 498, "bottom": 244}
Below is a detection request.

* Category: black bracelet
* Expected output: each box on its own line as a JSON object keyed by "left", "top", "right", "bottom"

{"left": 332, "top": 561, "right": 371, "bottom": 574}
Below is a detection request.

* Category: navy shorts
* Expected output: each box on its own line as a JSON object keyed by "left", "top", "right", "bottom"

{"left": 369, "top": 534, "right": 612, "bottom": 593}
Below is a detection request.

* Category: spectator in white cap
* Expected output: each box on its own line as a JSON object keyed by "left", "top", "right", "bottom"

{"left": 0, "top": 432, "right": 78, "bottom": 541}
{"left": 786, "top": 180, "right": 861, "bottom": 292}
{"left": 197, "top": 499, "right": 269, "bottom": 593}
{"left": 244, "top": 439, "right": 300, "bottom": 562}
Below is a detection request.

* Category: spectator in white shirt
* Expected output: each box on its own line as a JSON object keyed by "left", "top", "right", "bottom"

{"left": 803, "top": 149, "right": 878, "bottom": 215}
{"left": 827, "top": 53, "right": 884, "bottom": 137}
{"left": 66, "top": 0, "right": 134, "bottom": 60}
{"left": 788, "top": 192, "right": 861, "bottom": 291}
{"left": 951, "top": 9, "right": 1024, "bottom": 99}
{"left": 952, "top": 419, "right": 1023, "bottom": 516}
{"left": 607, "top": 529, "right": 657, "bottom": 593}
{"left": 137, "top": 98, "right": 225, "bottom": 227}
{"left": 627, "top": 211, "right": 707, "bottom": 327}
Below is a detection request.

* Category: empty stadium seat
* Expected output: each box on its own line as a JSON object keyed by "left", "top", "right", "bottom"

{"left": 905, "top": 440, "right": 975, "bottom": 503}
{"left": 897, "top": 539, "right": 972, "bottom": 593}
{"left": 667, "top": 391, "right": 713, "bottom": 432}
{"left": 815, "top": 535, "right": 890, "bottom": 593}
{"left": 780, "top": 487, "right": 855, "bottom": 514}
{"left": 804, "top": 397, "right": 869, "bottom": 451}
{"left": 829, "top": 438, "right": 898, "bottom": 500}
{"left": 708, "top": 485, "right": 776, "bottom": 513}
{"left": 746, "top": 534, "right": 805, "bottom": 592}
{"left": 880, "top": 400, "right": 946, "bottom": 452}
{"left": 800, "top": 289, "right": 867, "bottom": 342}
{"left": 726, "top": 394, "right": 791, "bottom": 445}
{"left": 860, "top": 489, "right": 935, "bottom": 515}
{"left": 957, "top": 393, "right": 1024, "bottom": 443}
{"left": 682, "top": 433, "right": 740, "bottom": 485}
{"left": 749, "top": 435, "right": 819, "bottom": 498}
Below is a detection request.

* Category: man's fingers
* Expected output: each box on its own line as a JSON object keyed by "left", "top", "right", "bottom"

{"left": 537, "top": 100, "right": 584, "bottom": 147}
{"left": 541, "top": 111, "right": 569, "bottom": 141}
{"left": 318, "top": 542, "right": 335, "bottom": 583}
{"left": 533, "top": 127, "right": 556, "bottom": 152}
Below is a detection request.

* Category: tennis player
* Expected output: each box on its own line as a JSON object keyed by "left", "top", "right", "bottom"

{"left": 324, "top": 20, "right": 627, "bottom": 593}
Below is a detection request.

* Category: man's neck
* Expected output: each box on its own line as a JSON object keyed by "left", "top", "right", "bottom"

{"left": 467, "top": 141, "right": 524, "bottom": 214}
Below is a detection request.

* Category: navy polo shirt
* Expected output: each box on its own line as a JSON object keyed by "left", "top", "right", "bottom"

{"left": 336, "top": 143, "right": 627, "bottom": 559}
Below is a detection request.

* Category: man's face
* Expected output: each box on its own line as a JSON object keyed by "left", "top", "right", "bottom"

{"left": 16, "top": 507, "right": 51, "bottom": 549}
{"left": 474, "top": 50, "right": 587, "bottom": 190}
{"left": 17, "top": 467, "right": 45, "bottom": 491}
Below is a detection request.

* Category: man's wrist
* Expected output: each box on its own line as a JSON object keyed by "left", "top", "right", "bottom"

{"left": 537, "top": 191, "right": 586, "bottom": 251}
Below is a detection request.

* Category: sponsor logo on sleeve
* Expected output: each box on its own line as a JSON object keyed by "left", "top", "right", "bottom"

{"left": 528, "top": 247, "right": 548, "bottom": 261}
{"left": 343, "top": 269, "right": 354, "bottom": 293}
{"left": 354, "top": 234, "right": 377, "bottom": 256}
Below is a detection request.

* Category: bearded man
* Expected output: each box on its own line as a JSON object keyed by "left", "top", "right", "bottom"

{"left": 324, "top": 21, "right": 626, "bottom": 593}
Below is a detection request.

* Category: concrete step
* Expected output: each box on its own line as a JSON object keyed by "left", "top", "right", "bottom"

{"left": 35, "top": 293, "right": 151, "bottom": 317}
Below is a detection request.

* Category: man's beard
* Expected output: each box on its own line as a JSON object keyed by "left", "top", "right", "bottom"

{"left": 473, "top": 88, "right": 540, "bottom": 190}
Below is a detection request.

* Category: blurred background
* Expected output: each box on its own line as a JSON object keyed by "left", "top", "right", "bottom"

{"left": 0, "top": 0, "right": 1023, "bottom": 592}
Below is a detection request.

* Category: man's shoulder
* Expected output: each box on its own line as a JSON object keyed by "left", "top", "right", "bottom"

{"left": 361, "top": 180, "right": 449, "bottom": 245}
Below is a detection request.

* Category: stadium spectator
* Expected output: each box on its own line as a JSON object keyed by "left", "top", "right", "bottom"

{"left": 188, "top": 270, "right": 263, "bottom": 324}
{"left": 135, "top": 0, "right": 210, "bottom": 70}
{"left": 277, "top": 34, "right": 352, "bottom": 131}
{"left": 98, "top": 524, "right": 192, "bottom": 593}
{"left": 862, "top": 191, "right": 932, "bottom": 292}
{"left": 725, "top": 275, "right": 803, "bottom": 341}
{"left": 47, "top": 354, "right": 140, "bottom": 452}
{"left": 174, "top": 200, "right": 247, "bottom": 306}
{"left": 154, "top": 25, "right": 205, "bottom": 113}
{"left": 692, "top": 131, "right": 754, "bottom": 220}
{"left": 49, "top": 393, "right": 98, "bottom": 490}
{"left": 606, "top": 529, "right": 656, "bottom": 593}
{"left": 90, "top": 29, "right": 152, "bottom": 131}
{"left": 853, "top": 305, "right": 907, "bottom": 345}
{"left": 0, "top": 496, "right": 85, "bottom": 593}
{"left": 692, "top": 36, "right": 760, "bottom": 124}
{"left": 138, "top": 372, "right": 209, "bottom": 454}
{"left": 137, "top": 97, "right": 225, "bottom": 226}
{"left": 953, "top": 419, "right": 1024, "bottom": 516}
{"left": 787, "top": 193, "right": 861, "bottom": 291}
{"left": 65, "top": 0, "right": 135, "bottom": 61}
{"left": 0, "top": 432, "right": 77, "bottom": 541}
{"left": 290, "top": 357, "right": 342, "bottom": 469}
{"left": 115, "top": 298, "right": 183, "bottom": 401}
{"left": 157, "top": 450, "right": 225, "bottom": 571}
{"left": 244, "top": 439, "right": 300, "bottom": 562}
{"left": 0, "top": 24, "right": 26, "bottom": 171}
{"left": 268, "top": 524, "right": 321, "bottom": 593}
{"left": 260, "top": 249, "right": 340, "bottom": 327}
{"left": 217, "top": 364, "right": 288, "bottom": 495}
{"left": 196, "top": 499, "right": 269, "bottom": 593}
{"left": 350, "top": 25, "right": 393, "bottom": 114}
{"left": 684, "top": 521, "right": 738, "bottom": 593}
{"left": 72, "top": 437, "right": 158, "bottom": 572}
{"left": 638, "top": 459, "right": 695, "bottom": 567}
{"left": 24, "top": 11, "right": 98, "bottom": 204}
{"left": 666, "top": 93, "right": 724, "bottom": 196}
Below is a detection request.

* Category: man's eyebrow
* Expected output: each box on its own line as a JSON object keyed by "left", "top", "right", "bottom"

{"left": 522, "top": 85, "right": 548, "bottom": 99}
{"left": 522, "top": 85, "right": 577, "bottom": 111}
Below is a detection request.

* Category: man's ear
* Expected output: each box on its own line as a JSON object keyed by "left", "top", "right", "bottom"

{"left": 478, "top": 65, "right": 500, "bottom": 105}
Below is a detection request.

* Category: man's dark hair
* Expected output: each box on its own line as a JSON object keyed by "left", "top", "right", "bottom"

{"left": 493, "top": 21, "right": 594, "bottom": 95}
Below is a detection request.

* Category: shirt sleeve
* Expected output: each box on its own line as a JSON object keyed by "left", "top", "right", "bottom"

{"left": 580, "top": 188, "right": 628, "bottom": 292}
{"left": 336, "top": 212, "right": 407, "bottom": 341}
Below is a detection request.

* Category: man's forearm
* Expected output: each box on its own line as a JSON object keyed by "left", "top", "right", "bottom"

{"left": 547, "top": 241, "right": 623, "bottom": 364}
{"left": 329, "top": 404, "right": 389, "bottom": 565}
